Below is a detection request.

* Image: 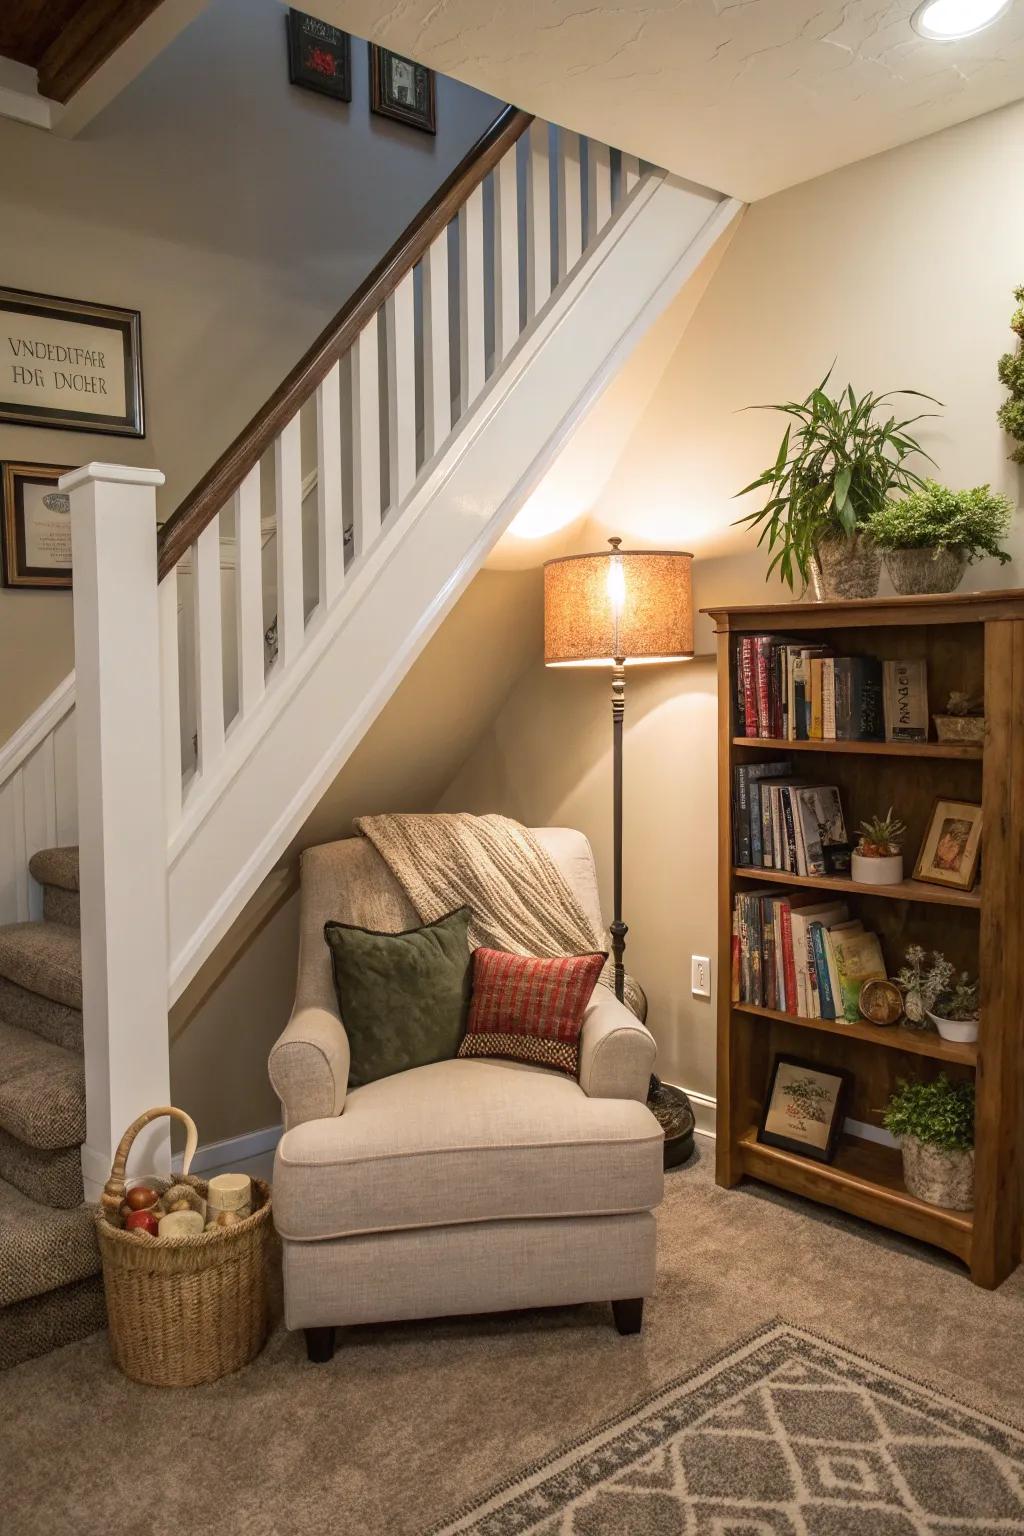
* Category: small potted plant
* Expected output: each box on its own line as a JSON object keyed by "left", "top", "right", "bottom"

{"left": 868, "top": 481, "right": 1013, "bottom": 594}
{"left": 851, "top": 808, "right": 906, "bottom": 886}
{"left": 734, "top": 372, "right": 939, "bottom": 600}
{"left": 927, "top": 971, "right": 980, "bottom": 1045}
{"left": 883, "top": 1075, "right": 974, "bottom": 1211}
{"left": 895, "top": 945, "right": 951, "bottom": 1026}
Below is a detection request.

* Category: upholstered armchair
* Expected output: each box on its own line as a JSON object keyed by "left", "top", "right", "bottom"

{"left": 269, "top": 827, "right": 663, "bottom": 1361}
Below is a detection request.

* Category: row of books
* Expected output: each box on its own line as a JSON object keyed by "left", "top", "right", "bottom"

{"left": 733, "top": 761, "right": 850, "bottom": 875}
{"left": 731, "top": 887, "right": 886, "bottom": 1021}
{"left": 735, "top": 635, "right": 928, "bottom": 743}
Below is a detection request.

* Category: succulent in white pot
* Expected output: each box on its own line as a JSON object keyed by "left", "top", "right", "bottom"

{"left": 883, "top": 1075, "right": 975, "bottom": 1211}
{"left": 927, "top": 973, "right": 980, "bottom": 1045}
{"left": 851, "top": 809, "right": 905, "bottom": 886}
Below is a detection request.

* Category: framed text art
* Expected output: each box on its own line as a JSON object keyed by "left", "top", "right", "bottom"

{"left": 286, "top": 9, "right": 351, "bottom": 102}
{"left": 1, "top": 462, "right": 74, "bottom": 589}
{"left": 0, "top": 287, "right": 144, "bottom": 437}
{"left": 369, "top": 45, "right": 436, "bottom": 133}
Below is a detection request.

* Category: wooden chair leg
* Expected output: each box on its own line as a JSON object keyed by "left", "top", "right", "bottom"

{"left": 305, "top": 1326, "right": 336, "bottom": 1362}
{"left": 612, "top": 1298, "right": 643, "bottom": 1335}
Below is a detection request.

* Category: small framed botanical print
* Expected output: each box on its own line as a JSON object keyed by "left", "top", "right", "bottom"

{"left": 758, "top": 1054, "right": 850, "bottom": 1163}
{"left": 1, "top": 462, "right": 74, "bottom": 588}
{"left": 914, "top": 798, "right": 982, "bottom": 892}
{"left": 0, "top": 287, "right": 143, "bottom": 436}
{"left": 369, "top": 45, "right": 436, "bottom": 133}
{"left": 286, "top": 9, "right": 351, "bottom": 102}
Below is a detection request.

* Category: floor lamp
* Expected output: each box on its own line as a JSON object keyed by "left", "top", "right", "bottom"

{"left": 544, "top": 537, "right": 696, "bottom": 1166}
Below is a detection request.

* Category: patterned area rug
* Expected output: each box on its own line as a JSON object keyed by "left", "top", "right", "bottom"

{"left": 430, "top": 1322, "right": 1024, "bottom": 1534}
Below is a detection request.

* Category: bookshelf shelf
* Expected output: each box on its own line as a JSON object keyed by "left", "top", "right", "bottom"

{"left": 734, "top": 1001, "right": 977, "bottom": 1066}
{"left": 732, "top": 736, "right": 983, "bottom": 761}
{"left": 733, "top": 865, "right": 982, "bottom": 910}
{"left": 737, "top": 1128, "right": 973, "bottom": 1261}
{"left": 708, "top": 591, "right": 1024, "bottom": 1290}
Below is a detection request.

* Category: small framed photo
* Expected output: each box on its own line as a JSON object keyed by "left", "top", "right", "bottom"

{"left": 1, "top": 286, "right": 143, "bottom": 437}
{"left": 913, "top": 798, "right": 982, "bottom": 892}
{"left": 370, "top": 45, "right": 436, "bottom": 133}
{"left": 2, "top": 462, "right": 74, "bottom": 589}
{"left": 286, "top": 9, "right": 351, "bottom": 102}
{"left": 758, "top": 1054, "right": 850, "bottom": 1163}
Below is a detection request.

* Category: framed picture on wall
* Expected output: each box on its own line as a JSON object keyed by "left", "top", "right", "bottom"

{"left": 0, "top": 287, "right": 144, "bottom": 437}
{"left": 369, "top": 45, "right": 436, "bottom": 133}
{"left": 1, "top": 461, "right": 75, "bottom": 589}
{"left": 757, "top": 1054, "right": 850, "bottom": 1164}
{"left": 286, "top": 8, "right": 351, "bottom": 102}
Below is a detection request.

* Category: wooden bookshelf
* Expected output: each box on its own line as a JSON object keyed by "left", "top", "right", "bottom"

{"left": 706, "top": 591, "right": 1024, "bottom": 1289}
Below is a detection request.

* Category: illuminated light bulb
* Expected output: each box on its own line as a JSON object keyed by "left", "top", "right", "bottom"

{"left": 911, "top": 0, "right": 1012, "bottom": 40}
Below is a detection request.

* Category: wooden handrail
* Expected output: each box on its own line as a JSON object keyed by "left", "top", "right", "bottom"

{"left": 157, "top": 105, "right": 533, "bottom": 580}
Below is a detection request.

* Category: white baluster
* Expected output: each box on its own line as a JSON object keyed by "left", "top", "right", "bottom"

{"left": 422, "top": 231, "right": 451, "bottom": 461}
{"left": 621, "top": 153, "right": 640, "bottom": 196}
{"left": 316, "top": 361, "right": 345, "bottom": 604}
{"left": 386, "top": 270, "right": 416, "bottom": 511}
{"left": 235, "top": 463, "right": 265, "bottom": 721}
{"left": 194, "top": 518, "right": 225, "bottom": 777}
{"left": 526, "top": 119, "right": 551, "bottom": 319}
{"left": 459, "top": 182, "right": 485, "bottom": 415}
{"left": 22, "top": 739, "right": 55, "bottom": 919}
{"left": 274, "top": 414, "right": 304, "bottom": 667}
{"left": 494, "top": 144, "right": 520, "bottom": 363}
{"left": 351, "top": 320, "right": 381, "bottom": 557}
{"left": 557, "top": 129, "right": 583, "bottom": 280}
{"left": 587, "top": 141, "right": 611, "bottom": 242}
{"left": 158, "top": 567, "right": 182, "bottom": 826}
{"left": 52, "top": 712, "right": 77, "bottom": 846}
{"left": 10, "top": 770, "right": 27, "bottom": 920}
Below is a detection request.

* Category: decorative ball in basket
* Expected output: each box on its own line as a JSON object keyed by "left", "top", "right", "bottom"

{"left": 95, "top": 1106, "right": 272, "bottom": 1387}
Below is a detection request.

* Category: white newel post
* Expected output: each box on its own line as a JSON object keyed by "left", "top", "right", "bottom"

{"left": 63, "top": 464, "right": 172, "bottom": 1200}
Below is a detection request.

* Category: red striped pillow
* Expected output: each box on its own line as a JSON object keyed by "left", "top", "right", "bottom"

{"left": 457, "top": 947, "right": 606, "bottom": 1078}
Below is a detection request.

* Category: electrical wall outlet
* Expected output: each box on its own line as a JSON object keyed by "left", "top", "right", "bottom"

{"left": 691, "top": 955, "right": 711, "bottom": 998}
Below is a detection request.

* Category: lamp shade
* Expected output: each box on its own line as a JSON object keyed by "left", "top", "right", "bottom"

{"left": 544, "top": 540, "right": 693, "bottom": 666}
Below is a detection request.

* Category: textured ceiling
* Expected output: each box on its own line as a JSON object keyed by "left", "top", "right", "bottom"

{"left": 305, "top": 0, "right": 1024, "bottom": 198}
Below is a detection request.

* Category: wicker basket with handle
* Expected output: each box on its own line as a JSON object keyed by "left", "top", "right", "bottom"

{"left": 95, "top": 1105, "right": 272, "bottom": 1387}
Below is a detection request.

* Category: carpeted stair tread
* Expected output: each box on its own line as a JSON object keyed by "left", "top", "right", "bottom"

{"left": 0, "top": 1174, "right": 99, "bottom": 1308}
{"left": 0, "top": 921, "right": 81, "bottom": 1010}
{"left": 0, "top": 1020, "right": 84, "bottom": 1150}
{"left": 0, "top": 1272, "right": 105, "bottom": 1372}
{"left": 27, "top": 846, "right": 79, "bottom": 893}
{"left": 0, "top": 975, "right": 82, "bottom": 1053}
{"left": 0, "top": 1125, "right": 83, "bottom": 1209}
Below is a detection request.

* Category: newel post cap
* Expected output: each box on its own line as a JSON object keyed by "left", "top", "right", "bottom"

{"left": 59, "top": 462, "right": 166, "bottom": 493}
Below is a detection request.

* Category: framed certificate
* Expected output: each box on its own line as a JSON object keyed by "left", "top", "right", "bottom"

{"left": 0, "top": 287, "right": 144, "bottom": 437}
{"left": 1, "top": 462, "right": 74, "bottom": 588}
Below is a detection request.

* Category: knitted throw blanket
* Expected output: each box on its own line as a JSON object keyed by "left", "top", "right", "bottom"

{"left": 354, "top": 811, "right": 643, "bottom": 1019}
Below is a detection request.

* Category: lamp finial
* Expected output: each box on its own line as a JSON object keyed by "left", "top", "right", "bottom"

{"left": 607, "top": 536, "right": 622, "bottom": 552}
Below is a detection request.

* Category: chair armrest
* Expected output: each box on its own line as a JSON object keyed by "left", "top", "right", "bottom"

{"left": 578, "top": 988, "right": 656, "bottom": 1102}
{"left": 268, "top": 1003, "right": 350, "bottom": 1129}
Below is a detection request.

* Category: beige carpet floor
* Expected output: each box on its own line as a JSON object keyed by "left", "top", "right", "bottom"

{"left": 3, "top": 1143, "right": 1022, "bottom": 1536}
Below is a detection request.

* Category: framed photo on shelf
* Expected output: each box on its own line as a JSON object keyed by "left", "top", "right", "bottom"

{"left": 369, "top": 45, "right": 436, "bottom": 133}
{"left": 286, "top": 8, "right": 351, "bottom": 102}
{"left": 1, "top": 461, "right": 74, "bottom": 589}
{"left": 0, "top": 286, "right": 143, "bottom": 437}
{"left": 758, "top": 1054, "right": 851, "bottom": 1164}
{"left": 914, "top": 798, "right": 982, "bottom": 892}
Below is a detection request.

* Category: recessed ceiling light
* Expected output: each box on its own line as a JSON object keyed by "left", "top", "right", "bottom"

{"left": 911, "top": 0, "right": 1013, "bottom": 40}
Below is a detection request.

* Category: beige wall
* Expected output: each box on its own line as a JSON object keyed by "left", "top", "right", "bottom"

{"left": 439, "top": 100, "right": 1024, "bottom": 1110}
{"left": 0, "top": 0, "right": 498, "bottom": 743}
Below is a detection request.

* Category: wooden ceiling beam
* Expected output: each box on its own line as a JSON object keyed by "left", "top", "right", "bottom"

{"left": 37, "top": 0, "right": 166, "bottom": 104}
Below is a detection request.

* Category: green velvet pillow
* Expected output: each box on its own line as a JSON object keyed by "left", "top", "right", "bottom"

{"left": 323, "top": 906, "right": 473, "bottom": 1089}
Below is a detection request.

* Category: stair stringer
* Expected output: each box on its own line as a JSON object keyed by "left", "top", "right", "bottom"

{"left": 166, "top": 178, "right": 744, "bottom": 1002}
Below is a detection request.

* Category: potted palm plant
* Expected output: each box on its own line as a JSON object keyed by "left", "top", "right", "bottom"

{"left": 883, "top": 1075, "right": 974, "bottom": 1211}
{"left": 734, "top": 372, "right": 939, "bottom": 599}
{"left": 868, "top": 481, "right": 1013, "bottom": 594}
{"left": 851, "top": 809, "right": 905, "bottom": 886}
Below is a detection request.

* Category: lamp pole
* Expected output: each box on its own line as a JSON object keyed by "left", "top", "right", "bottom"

{"left": 610, "top": 656, "right": 627, "bottom": 1003}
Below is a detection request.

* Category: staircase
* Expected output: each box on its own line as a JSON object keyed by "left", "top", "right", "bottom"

{"left": 0, "top": 106, "right": 742, "bottom": 1364}
{"left": 0, "top": 846, "right": 105, "bottom": 1368}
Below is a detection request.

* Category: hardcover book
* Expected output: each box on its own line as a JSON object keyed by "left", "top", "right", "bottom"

{"left": 883, "top": 659, "right": 929, "bottom": 742}
{"left": 830, "top": 929, "right": 887, "bottom": 1023}
{"left": 791, "top": 786, "right": 848, "bottom": 876}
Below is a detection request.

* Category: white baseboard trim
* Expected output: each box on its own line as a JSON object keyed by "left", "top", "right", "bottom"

{"left": 172, "top": 1123, "right": 282, "bottom": 1176}
{"left": 664, "top": 1084, "right": 717, "bottom": 1140}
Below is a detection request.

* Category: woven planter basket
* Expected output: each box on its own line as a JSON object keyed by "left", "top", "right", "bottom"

{"left": 900, "top": 1133, "right": 974, "bottom": 1212}
{"left": 95, "top": 1106, "right": 272, "bottom": 1387}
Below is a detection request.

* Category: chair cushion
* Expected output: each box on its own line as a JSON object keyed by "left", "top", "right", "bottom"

{"left": 273, "top": 1057, "right": 664, "bottom": 1241}
{"left": 457, "top": 947, "right": 605, "bottom": 1077}
{"left": 323, "top": 906, "right": 472, "bottom": 1088}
